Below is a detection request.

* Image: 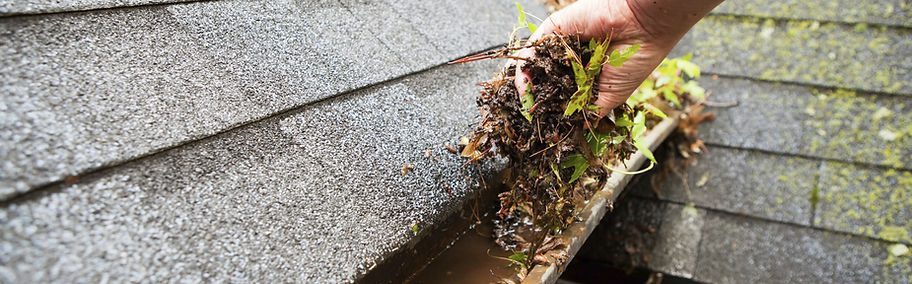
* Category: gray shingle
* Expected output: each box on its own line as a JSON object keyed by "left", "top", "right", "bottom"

{"left": 0, "top": 0, "right": 545, "bottom": 200}
{"left": 384, "top": 0, "right": 547, "bottom": 60}
{"left": 339, "top": 0, "right": 446, "bottom": 71}
{"left": 0, "top": 0, "right": 188, "bottom": 16}
{"left": 576, "top": 197, "right": 703, "bottom": 279}
{"left": 814, "top": 162, "right": 912, "bottom": 244}
{"left": 645, "top": 202, "right": 704, "bottom": 278}
{"left": 712, "top": 0, "right": 912, "bottom": 28}
{"left": 164, "top": 0, "right": 411, "bottom": 102}
{"left": 0, "top": 60, "right": 503, "bottom": 283}
{"left": 631, "top": 146, "right": 818, "bottom": 225}
{"left": 695, "top": 76, "right": 912, "bottom": 169}
{"left": 575, "top": 197, "right": 667, "bottom": 269}
{"left": 672, "top": 15, "right": 912, "bottom": 95}
{"left": 0, "top": 7, "right": 251, "bottom": 199}
{"left": 694, "top": 211, "right": 910, "bottom": 283}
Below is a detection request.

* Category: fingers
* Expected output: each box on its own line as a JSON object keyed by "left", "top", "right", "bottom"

{"left": 512, "top": 47, "right": 535, "bottom": 97}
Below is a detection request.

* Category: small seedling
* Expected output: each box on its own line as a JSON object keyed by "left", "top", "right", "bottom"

{"left": 409, "top": 221, "right": 419, "bottom": 234}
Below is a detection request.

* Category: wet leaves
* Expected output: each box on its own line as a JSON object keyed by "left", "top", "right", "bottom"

{"left": 560, "top": 153, "right": 589, "bottom": 183}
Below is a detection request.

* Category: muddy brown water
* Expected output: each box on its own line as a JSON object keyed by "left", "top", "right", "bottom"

{"left": 406, "top": 212, "right": 522, "bottom": 283}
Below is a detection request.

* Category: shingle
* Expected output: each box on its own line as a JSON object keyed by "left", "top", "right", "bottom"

{"left": 694, "top": 76, "right": 912, "bottom": 169}
{"left": 384, "top": 0, "right": 547, "bottom": 60}
{"left": 339, "top": 0, "right": 446, "bottom": 71}
{"left": 575, "top": 197, "right": 703, "bottom": 278}
{"left": 671, "top": 15, "right": 912, "bottom": 95}
{"left": 575, "top": 197, "right": 667, "bottom": 269}
{"left": 814, "top": 161, "right": 912, "bottom": 244}
{"left": 645, "top": 202, "right": 704, "bottom": 278}
{"left": 0, "top": 0, "right": 545, "bottom": 200}
{"left": 631, "top": 146, "right": 818, "bottom": 225}
{"left": 0, "top": 60, "right": 504, "bottom": 283}
{"left": 0, "top": 0, "right": 188, "bottom": 16}
{"left": 164, "top": 0, "right": 411, "bottom": 102}
{"left": 694, "top": 211, "right": 910, "bottom": 283}
{"left": 712, "top": 0, "right": 912, "bottom": 28}
{"left": 0, "top": 7, "right": 251, "bottom": 199}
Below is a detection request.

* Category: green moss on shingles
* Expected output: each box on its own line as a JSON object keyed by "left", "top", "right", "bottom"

{"left": 881, "top": 241, "right": 912, "bottom": 281}
{"left": 687, "top": 15, "right": 912, "bottom": 95}
{"left": 742, "top": 153, "right": 818, "bottom": 223}
{"left": 817, "top": 162, "right": 912, "bottom": 244}
{"left": 801, "top": 88, "right": 912, "bottom": 168}
{"left": 712, "top": 0, "right": 911, "bottom": 27}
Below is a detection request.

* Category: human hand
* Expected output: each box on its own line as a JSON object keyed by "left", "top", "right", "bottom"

{"left": 515, "top": 0, "right": 723, "bottom": 117}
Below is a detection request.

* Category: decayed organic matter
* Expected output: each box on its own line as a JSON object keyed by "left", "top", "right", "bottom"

{"left": 450, "top": 4, "right": 706, "bottom": 270}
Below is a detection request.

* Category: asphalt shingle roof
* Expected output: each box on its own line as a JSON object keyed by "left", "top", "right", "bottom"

{"left": 0, "top": 0, "right": 546, "bottom": 282}
{"left": 578, "top": 0, "right": 912, "bottom": 282}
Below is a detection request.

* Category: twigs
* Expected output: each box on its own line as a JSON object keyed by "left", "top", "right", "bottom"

{"left": 448, "top": 41, "right": 546, "bottom": 65}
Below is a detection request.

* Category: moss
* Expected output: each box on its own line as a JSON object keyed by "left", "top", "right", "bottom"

{"left": 689, "top": 15, "right": 911, "bottom": 95}
{"left": 741, "top": 152, "right": 818, "bottom": 222}
{"left": 882, "top": 242, "right": 912, "bottom": 282}
{"left": 712, "top": 0, "right": 911, "bottom": 27}
{"left": 800, "top": 88, "right": 912, "bottom": 168}
{"left": 817, "top": 162, "right": 912, "bottom": 242}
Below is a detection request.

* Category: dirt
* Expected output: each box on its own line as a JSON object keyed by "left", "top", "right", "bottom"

{"left": 456, "top": 34, "right": 650, "bottom": 268}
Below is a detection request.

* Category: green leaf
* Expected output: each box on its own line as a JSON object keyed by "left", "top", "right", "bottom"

{"left": 682, "top": 52, "right": 693, "bottom": 61}
{"left": 682, "top": 80, "right": 705, "bottom": 99}
{"left": 410, "top": 223, "right": 419, "bottom": 233}
{"left": 586, "top": 39, "right": 610, "bottom": 78}
{"left": 560, "top": 153, "right": 590, "bottom": 183}
{"left": 585, "top": 131, "right": 610, "bottom": 156}
{"left": 564, "top": 87, "right": 590, "bottom": 116}
{"left": 611, "top": 135, "right": 626, "bottom": 144}
{"left": 615, "top": 114, "right": 634, "bottom": 127}
{"left": 631, "top": 112, "right": 647, "bottom": 140}
{"left": 634, "top": 140, "right": 656, "bottom": 163}
{"left": 642, "top": 103, "right": 667, "bottom": 118}
{"left": 508, "top": 253, "right": 528, "bottom": 268}
{"left": 515, "top": 2, "right": 537, "bottom": 33}
{"left": 607, "top": 44, "right": 641, "bottom": 67}
{"left": 571, "top": 60, "right": 587, "bottom": 87}
{"left": 655, "top": 74, "right": 672, "bottom": 88}
{"left": 588, "top": 38, "right": 597, "bottom": 52}
{"left": 631, "top": 112, "right": 655, "bottom": 163}
{"left": 520, "top": 83, "right": 534, "bottom": 121}
{"left": 662, "top": 87, "right": 681, "bottom": 108}
{"left": 627, "top": 80, "right": 657, "bottom": 105}
{"left": 676, "top": 59, "right": 701, "bottom": 78}
{"left": 515, "top": 3, "right": 527, "bottom": 28}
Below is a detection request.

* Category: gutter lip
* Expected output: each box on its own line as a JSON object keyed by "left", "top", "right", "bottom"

{"left": 522, "top": 115, "right": 681, "bottom": 284}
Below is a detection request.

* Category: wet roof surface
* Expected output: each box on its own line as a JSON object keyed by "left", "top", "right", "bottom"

{"left": 578, "top": 1, "right": 912, "bottom": 282}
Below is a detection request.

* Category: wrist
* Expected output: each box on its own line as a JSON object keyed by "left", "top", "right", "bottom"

{"left": 624, "top": 0, "right": 723, "bottom": 42}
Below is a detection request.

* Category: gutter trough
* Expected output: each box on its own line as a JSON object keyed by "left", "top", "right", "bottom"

{"left": 376, "top": 115, "right": 680, "bottom": 283}
{"left": 523, "top": 116, "right": 680, "bottom": 283}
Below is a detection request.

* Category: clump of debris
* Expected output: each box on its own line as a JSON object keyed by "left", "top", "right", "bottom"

{"left": 449, "top": 4, "right": 709, "bottom": 271}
